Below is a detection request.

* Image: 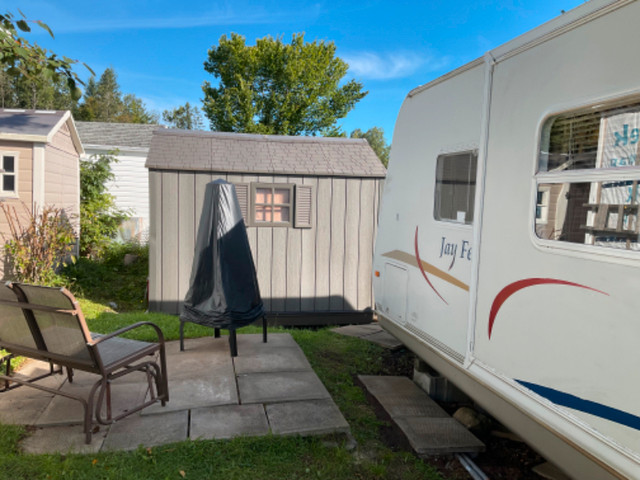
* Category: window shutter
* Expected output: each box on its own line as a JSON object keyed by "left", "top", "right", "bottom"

{"left": 234, "top": 183, "right": 249, "bottom": 224}
{"left": 294, "top": 184, "right": 313, "bottom": 228}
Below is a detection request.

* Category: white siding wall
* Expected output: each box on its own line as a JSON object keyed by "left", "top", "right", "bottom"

{"left": 82, "top": 147, "right": 150, "bottom": 241}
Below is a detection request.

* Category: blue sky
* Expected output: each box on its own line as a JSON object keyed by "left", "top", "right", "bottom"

{"left": 6, "top": 1, "right": 585, "bottom": 141}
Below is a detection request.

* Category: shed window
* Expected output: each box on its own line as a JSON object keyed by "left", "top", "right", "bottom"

{"left": 236, "top": 182, "right": 313, "bottom": 229}
{"left": 250, "top": 183, "right": 294, "bottom": 227}
{"left": 434, "top": 151, "right": 477, "bottom": 225}
{"left": 535, "top": 98, "right": 640, "bottom": 251}
{"left": 1, "top": 153, "right": 17, "bottom": 196}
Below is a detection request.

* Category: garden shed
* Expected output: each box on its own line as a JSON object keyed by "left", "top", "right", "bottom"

{"left": 76, "top": 121, "right": 163, "bottom": 242}
{"left": 146, "top": 129, "right": 386, "bottom": 323}
{"left": 0, "top": 109, "right": 83, "bottom": 278}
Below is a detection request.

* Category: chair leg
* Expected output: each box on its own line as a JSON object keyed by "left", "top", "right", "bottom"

{"left": 262, "top": 316, "right": 267, "bottom": 343}
{"left": 179, "top": 321, "right": 185, "bottom": 351}
{"left": 229, "top": 328, "right": 237, "bottom": 357}
{"left": 214, "top": 328, "right": 221, "bottom": 338}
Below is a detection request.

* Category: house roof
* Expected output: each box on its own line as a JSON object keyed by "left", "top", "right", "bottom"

{"left": 76, "top": 121, "right": 162, "bottom": 150}
{"left": 146, "top": 129, "right": 387, "bottom": 178}
{"left": 0, "top": 109, "right": 83, "bottom": 153}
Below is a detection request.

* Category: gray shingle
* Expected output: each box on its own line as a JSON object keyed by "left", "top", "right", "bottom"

{"left": 0, "top": 109, "right": 66, "bottom": 137}
{"left": 146, "top": 129, "right": 386, "bottom": 178}
{"left": 76, "top": 121, "right": 163, "bottom": 149}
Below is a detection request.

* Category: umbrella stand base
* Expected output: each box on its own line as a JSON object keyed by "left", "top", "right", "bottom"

{"left": 178, "top": 316, "right": 268, "bottom": 356}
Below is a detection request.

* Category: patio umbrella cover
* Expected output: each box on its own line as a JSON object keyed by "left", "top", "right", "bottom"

{"left": 181, "top": 179, "right": 264, "bottom": 328}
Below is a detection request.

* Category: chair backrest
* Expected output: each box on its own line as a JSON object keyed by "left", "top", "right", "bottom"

{"left": 10, "top": 283, "right": 97, "bottom": 370}
{"left": 0, "top": 282, "right": 39, "bottom": 352}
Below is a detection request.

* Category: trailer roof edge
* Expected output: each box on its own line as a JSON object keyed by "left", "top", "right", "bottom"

{"left": 408, "top": 0, "right": 628, "bottom": 99}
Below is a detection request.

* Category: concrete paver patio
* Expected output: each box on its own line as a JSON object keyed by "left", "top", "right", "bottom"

{"left": 0, "top": 333, "right": 350, "bottom": 453}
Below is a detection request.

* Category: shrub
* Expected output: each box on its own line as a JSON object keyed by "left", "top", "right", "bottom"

{"left": 0, "top": 202, "right": 76, "bottom": 285}
{"left": 80, "top": 151, "right": 129, "bottom": 258}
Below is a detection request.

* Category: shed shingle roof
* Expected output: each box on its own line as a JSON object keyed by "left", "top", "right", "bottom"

{"left": 0, "top": 109, "right": 67, "bottom": 137}
{"left": 76, "top": 121, "right": 163, "bottom": 149}
{"left": 146, "top": 129, "right": 386, "bottom": 178}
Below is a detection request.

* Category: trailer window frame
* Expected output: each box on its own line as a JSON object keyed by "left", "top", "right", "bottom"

{"left": 433, "top": 151, "right": 477, "bottom": 225}
{"left": 534, "top": 97, "right": 640, "bottom": 254}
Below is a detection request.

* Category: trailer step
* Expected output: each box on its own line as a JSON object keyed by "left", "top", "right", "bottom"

{"left": 358, "top": 375, "right": 485, "bottom": 456}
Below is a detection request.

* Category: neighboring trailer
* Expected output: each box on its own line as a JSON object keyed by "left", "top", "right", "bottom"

{"left": 373, "top": 1, "right": 640, "bottom": 478}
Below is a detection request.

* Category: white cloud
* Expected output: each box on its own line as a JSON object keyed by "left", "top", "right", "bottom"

{"left": 342, "top": 51, "right": 452, "bottom": 80}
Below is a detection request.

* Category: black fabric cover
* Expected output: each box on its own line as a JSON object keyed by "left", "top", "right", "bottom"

{"left": 180, "top": 180, "right": 264, "bottom": 328}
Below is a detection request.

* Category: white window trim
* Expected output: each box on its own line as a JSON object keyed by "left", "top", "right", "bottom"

{"left": 532, "top": 99, "right": 640, "bottom": 259}
{"left": 0, "top": 151, "right": 19, "bottom": 199}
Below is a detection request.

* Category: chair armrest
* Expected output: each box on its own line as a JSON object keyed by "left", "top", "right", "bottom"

{"left": 89, "top": 321, "right": 165, "bottom": 345}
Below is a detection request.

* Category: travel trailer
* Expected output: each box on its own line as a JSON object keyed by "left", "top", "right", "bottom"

{"left": 372, "top": 1, "right": 640, "bottom": 478}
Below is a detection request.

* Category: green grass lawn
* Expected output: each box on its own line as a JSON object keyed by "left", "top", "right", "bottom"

{"left": 0, "top": 245, "right": 446, "bottom": 480}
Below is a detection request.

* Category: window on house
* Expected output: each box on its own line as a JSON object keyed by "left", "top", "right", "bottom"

{"left": 434, "top": 151, "right": 477, "bottom": 225}
{"left": 535, "top": 99, "right": 640, "bottom": 251}
{"left": 1, "top": 154, "right": 17, "bottom": 195}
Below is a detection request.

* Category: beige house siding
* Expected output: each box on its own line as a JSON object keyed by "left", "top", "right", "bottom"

{"left": 0, "top": 140, "right": 34, "bottom": 277}
{"left": 44, "top": 123, "right": 80, "bottom": 231}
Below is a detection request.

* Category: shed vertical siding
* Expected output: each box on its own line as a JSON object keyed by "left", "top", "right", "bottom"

{"left": 299, "top": 177, "right": 317, "bottom": 311}
{"left": 314, "top": 178, "right": 331, "bottom": 311}
{"left": 148, "top": 170, "right": 383, "bottom": 316}
{"left": 148, "top": 170, "right": 162, "bottom": 311}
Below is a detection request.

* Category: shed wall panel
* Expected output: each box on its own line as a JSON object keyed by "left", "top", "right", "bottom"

{"left": 149, "top": 170, "right": 383, "bottom": 318}
{"left": 358, "top": 179, "right": 376, "bottom": 310}
{"left": 161, "top": 172, "right": 179, "bottom": 314}
{"left": 255, "top": 175, "right": 273, "bottom": 311}
{"left": 178, "top": 172, "right": 195, "bottom": 307}
{"left": 299, "top": 176, "right": 317, "bottom": 311}
{"left": 270, "top": 175, "right": 289, "bottom": 312}
{"left": 314, "top": 178, "right": 331, "bottom": 310}
{"left": 148, "top": 170, "right": 162, "bottom": 310}
{"left": 329, "top": 178, "right": 346, "bottom": 311}
{"left": 344, "top": 179, "right": 361, "bottom": 311}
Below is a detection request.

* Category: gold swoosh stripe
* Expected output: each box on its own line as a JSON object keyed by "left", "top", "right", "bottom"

{"left": 382, "top": 250, "right": 470, "bottom": 292}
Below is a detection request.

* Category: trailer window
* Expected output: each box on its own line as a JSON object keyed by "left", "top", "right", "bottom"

{"left": 434, "top": 152, "right": 477, "bottom": 225}
{"left": 536, "top": 99, "right": 640, "bottom": 251}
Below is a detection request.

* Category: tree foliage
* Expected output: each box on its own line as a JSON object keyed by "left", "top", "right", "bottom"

{"left": 0, "top": 10, "right": 92, "bottom": 101}
{"left": 162, "top": 102, "right": 205, "bottom": 130}
{"left": 80, "top": 152, "right": 129, "bottom": 258}
{"left": 202, "top": 33, "right": 367, "bottom": 136}
{"left": 74, "top": 68, "right": 158, "bottom": 124}
{"left": 350, "top": 127, "right": 391, "bottom": 167}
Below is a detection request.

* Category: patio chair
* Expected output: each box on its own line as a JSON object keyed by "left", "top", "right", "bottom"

{"left": 0, "top": 282, "right": 169, "bottom": 443}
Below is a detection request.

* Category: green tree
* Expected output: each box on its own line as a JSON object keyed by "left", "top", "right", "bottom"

{"left": 202, "top": 33, "right": 367, "bottom": 136}
{"left": 79, "top": 152, "right": 129, "bottom": 258}
{"left": 75, "top": 68, "right": 158, "bottom": 123}
{"left": 162, "top": 102, "right": 204, "bottom": 130}
{"left": 350, "top": 127, "right": 391, "bottom": 167}
{"left": 0, "top": 10, "right": 91, "bottom": 99}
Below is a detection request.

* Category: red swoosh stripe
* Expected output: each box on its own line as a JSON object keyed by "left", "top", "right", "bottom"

{"left": 488, "top": 278, "right": 608, "bottom": 339}
{"left": 414, "top": 226, "right": 448, "bottom": 305}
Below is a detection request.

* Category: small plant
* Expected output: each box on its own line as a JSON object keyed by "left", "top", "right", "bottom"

{"left": 0, "top": 202, "right": 76, "bottom": 285}
{"left": 80, "top": 151, "right": 129, "bottom": 258}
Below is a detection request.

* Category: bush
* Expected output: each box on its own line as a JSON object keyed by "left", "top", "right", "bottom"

{"left": 0, "top": 202, "right": 76, "bottom": 285}
{"left": 61, "top": 241, "right": 149, "bottom": 310}
{"left": 80, "top": 151, "right": 129, "bottom": 258}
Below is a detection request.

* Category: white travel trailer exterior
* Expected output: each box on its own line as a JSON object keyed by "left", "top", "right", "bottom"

{"left": 373, "top": 1, "right": 640, "bottom": 478}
